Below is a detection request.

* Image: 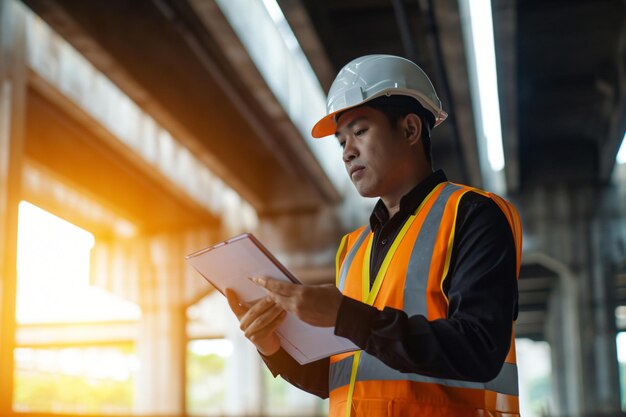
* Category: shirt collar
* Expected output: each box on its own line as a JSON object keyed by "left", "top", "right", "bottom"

{"left": 369, "top": 170, "right": 448, "bottom": 230}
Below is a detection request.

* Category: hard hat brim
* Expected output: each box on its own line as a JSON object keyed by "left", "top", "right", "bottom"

{"left": 311, "top": 112, "right": 341, "bottom": 138}
{"left": 311, "top": 92, "right": 448, "bottom": 139}
{"left": 311, "top": 97, "right": 380, "bottom": 138}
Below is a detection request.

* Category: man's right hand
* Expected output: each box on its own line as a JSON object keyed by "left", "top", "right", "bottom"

{"left": 225, "top": 288, "right": 287, "bottom": 356}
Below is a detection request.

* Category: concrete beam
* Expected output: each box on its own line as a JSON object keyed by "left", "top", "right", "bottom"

{"left": 599, "top": 15, "right": 626, "bottom": 182}
{"left": 184, "top": 0, "right": 341, "bottom": 208}
{"left": 23, "top": 81, "right": 217, "bottom": 232}
{"left": 21, "top": 160, "right": 138, "bottom": 240}
{"left": 24, "top": 0, "right": 337, "bottom": 213}
{"left": 15, "top": 321, "right": 138, "bottom": 347}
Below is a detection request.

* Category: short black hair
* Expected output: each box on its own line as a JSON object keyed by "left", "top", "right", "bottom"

{"left": 364, "top": 95, "right": 434, "bottom": 165}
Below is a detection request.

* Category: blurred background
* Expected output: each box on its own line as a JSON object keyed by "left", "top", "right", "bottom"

{"left": 0, "top": 0, "right": 624, "bottom": 416}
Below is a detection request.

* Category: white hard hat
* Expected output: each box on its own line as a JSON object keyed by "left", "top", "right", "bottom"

{"left": 311, "top": 54, "right": 448, "bottom": 138}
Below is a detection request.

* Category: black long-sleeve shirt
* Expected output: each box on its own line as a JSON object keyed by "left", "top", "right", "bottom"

{"left": 262, "top": 170, "right": 519, "bottom": 399}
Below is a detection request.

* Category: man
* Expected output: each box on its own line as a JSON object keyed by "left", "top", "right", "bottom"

{"left": 226, "top": 55, "right": 522, "bottom": 416}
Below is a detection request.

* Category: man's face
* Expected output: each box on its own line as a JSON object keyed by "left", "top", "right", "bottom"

{"left": 335, "top": 106, "right": 415, "bottom": 199}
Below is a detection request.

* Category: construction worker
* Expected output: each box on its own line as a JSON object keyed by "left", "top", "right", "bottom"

{"left": 226, "top": 54, "right": 521, "bottom": 416}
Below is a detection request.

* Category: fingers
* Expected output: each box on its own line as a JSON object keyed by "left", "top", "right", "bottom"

{"left": 239, "top": 296, "right": 277, "bottom": 330}
{"left": 226, "top": 285, "right": 288, "bottom": 354}
{"left": 227, "top": 284, "right": 288, "bottom": 331}
{"left": 250, "top": 310, "right": 287, "bottom": 343}
{"left": 250, "top": 282, "right": 343, "bottom": 327}
{"left": 244, "top": 305, "right": 287, "bottom": 340}
{"left": 249, "top": 277, "right": 301, "bottom": 314}
{"left": 251, "top": 276, "right": 298, "bottom": 296}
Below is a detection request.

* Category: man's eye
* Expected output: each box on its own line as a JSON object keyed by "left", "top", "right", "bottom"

{"left": 339, "top": 141, "right": 346, "bottom": 149}
{"left": 355, "top": 128, "right": 368, "bottom": 136}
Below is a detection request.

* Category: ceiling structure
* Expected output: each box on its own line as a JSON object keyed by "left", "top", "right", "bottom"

{"left": 285, "top": 0, "right": 626, "bottom": 190}
{"left": 21, "top": 0, "right": 626, "bottom": 203}
{"left": 22, "top": 0, "right": 341, "bottom": 219}
{"left": 515, "top": 0, "right": 625, "bottom": 188}
{"left": 19, "top": 0, "right": 626, "bottom": 339}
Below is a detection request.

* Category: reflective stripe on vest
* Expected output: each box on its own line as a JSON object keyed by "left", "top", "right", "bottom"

{"left": 337, "top": 225, "right": 370, "bottom": 292}
{"left": 329, "top": 353, "right": 519, "bottom": 396}
{"left": 404, "top": 183, "right": 461, "bottom": 316}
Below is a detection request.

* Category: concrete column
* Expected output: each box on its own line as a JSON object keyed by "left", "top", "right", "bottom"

{"left": 522, "top": 184, "right": 623, "bottom": 416}
{"left": 0, "top": 0, "right": 26, "bottom": 412}
{"left": 578, "top": 216, "right": 621, "bottom": 415}
{"left": 134, "top": 235, "right": 187, "bottom": 415}
{"left": 545, "top": 264, "right": 584, "bottom": 416}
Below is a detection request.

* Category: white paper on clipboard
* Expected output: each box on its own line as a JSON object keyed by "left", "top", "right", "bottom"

{"left": 185, "top": 233, "right": 358, "bottom": 364}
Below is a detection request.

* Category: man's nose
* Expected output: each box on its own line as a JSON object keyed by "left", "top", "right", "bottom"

{"left": 342, "top": 138, "right": 358, "bottom": 162}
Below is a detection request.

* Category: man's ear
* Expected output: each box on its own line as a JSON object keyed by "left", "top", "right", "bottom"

{"left": 402, "top": 114, "right": 422, "bottom": 145}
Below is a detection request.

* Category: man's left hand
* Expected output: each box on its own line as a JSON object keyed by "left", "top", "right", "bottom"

{"left": 251, "top": 277, "right": 343, "bottom": 327}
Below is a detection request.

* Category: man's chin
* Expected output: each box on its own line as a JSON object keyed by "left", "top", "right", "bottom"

{"left": 354, "top": 184, "right": 378, "bottom": 198}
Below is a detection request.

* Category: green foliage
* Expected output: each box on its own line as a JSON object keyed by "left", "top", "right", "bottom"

{"left": 187, "top": 350, "right": 225, "bottom": 379}
{"left": 13, "top": 345, "right": 135, "bottom": 414}
{"left": 186, "top": 348, "right": 226, "bottom": 415}
{"left": 14, "top": 371, "right": 133, "bottom": 413}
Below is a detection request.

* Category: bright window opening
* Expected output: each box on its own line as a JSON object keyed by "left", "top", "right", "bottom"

{"left": 14, "top": 201, "right": 141, "bottom": 413}
{"left": 616, "top": 332, "right": 626, "bottom": 410}
{"left": 186, "top": 290, "right": 327, "bottom": 416}
{"left": 263, "top": 367, "right": 327, "bottom": 416}
{"left": 186, "top": 292, "right": 233, "bottom": 415}
{"left": 617, "top": 131, "right": 626, "bottom": 165}
{"left": 186, "top": 339, "right": 232, "bottom": 415}
{"left": 16, "top": 201, "right": 140, "bottom": 324}
{"left": 516, "top": 338, "right": 552, "bottom": 417}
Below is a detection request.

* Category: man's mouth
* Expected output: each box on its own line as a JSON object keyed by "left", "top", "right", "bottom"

{"left": 349, "top": 166, "right": 365, "bottom": 178}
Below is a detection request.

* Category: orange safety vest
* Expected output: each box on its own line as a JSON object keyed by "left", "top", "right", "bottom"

{"left": 330, "top": 182, "right": 523, "bottom": 417}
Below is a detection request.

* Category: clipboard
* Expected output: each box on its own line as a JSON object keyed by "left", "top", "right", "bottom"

{"left": 185, "top": 233, "right": 358, "bottom": 364}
